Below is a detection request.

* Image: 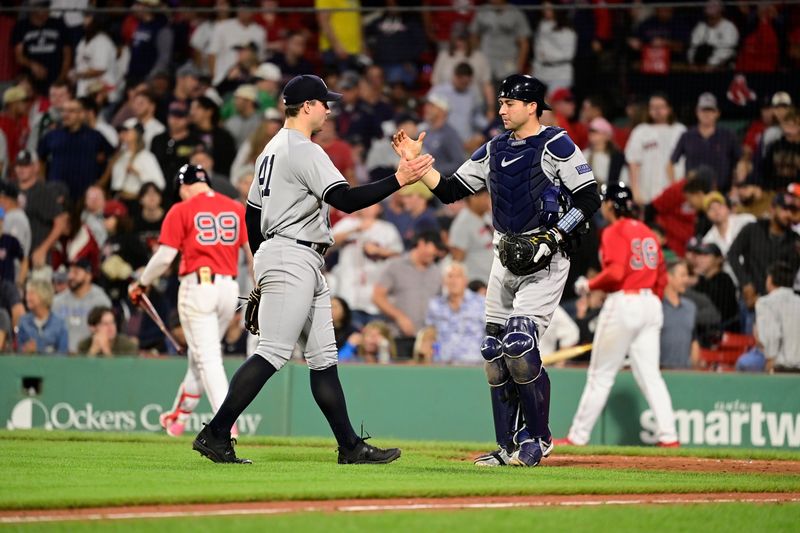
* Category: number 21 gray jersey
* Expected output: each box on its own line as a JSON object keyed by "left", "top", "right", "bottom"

{"left": 247, "top": 128, "right": 348, "bottom": 245}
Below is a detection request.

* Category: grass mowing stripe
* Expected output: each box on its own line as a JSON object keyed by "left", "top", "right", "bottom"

{"left": 2, "top": 437, "right": 800, "bottom": 510}
{"left": 3, "top": 503, "right": 800, "bottom": 532}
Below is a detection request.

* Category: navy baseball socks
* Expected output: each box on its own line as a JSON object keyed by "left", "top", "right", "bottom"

{"left": 311, "top": 365, "right": 401, "bottom": 465}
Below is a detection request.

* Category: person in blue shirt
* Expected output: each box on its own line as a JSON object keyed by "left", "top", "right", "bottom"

{"left": 17, "top": 279, "right": 68, "bottom": 355}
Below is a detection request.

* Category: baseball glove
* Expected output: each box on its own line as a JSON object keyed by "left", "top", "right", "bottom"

{"left": 499, "top": 229, "right": 563, "bottom": 276}
{"left": 244, "top": 286, "right": 261, "bottom": 336}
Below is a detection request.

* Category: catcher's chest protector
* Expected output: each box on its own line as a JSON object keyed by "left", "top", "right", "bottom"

{"left": 488, "top": 128, "right": 563, "bottom": 235}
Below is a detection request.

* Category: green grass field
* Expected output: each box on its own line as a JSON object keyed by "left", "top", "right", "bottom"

{"left": 2, "top": 431, "right": 799, "bottom": 531}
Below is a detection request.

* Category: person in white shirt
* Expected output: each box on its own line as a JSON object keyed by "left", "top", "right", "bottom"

{"left": 110, "top": 119, "right": 165, "bottom": 199}
{"left": 431, "top": 25, "right": 494, "bottom": 118}
{"left": 131, "top": 89, "right": 165, "bottom": 150}
{"left": 532, "top": 4, "right": 577, "bottom": 96}
{"left": 331, "top": 203, "right": 403, "bottom": 325}
{"left": 688, "top": 0, "right": 739, "bottom": 68}
{"left": 702, "top": 191, "right": 756, "bottom": 286}
{"left": 538, "top": 305, "right": 579, "bottom": 357}
{"left": 448, "top": 189, "right": 493, "bottom": 285}
{"left": 208, "top": 4, "right": 266, "bottom": 86}
{"left": 625, "top": 93, "right": 686, "bottom": 205}
{"left": 72, "top": 14, "right": 117, "bottom": 98}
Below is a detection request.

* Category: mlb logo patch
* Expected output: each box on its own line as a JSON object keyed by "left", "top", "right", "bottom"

{"left": 576, "top": 163, "right": 592, "bottom": 175}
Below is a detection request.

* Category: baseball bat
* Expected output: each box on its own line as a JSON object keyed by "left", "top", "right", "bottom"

{"left": 139, "top": 293, "right": 185, "bottom": 355}
{"left": 542, "top": 343, "right": 592, "bottom": 366}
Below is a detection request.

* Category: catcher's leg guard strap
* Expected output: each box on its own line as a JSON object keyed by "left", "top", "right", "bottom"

{"left": 502, "top": 316, "right": 542, "bottom": 385}
{"left": 481, "top": 323, "right": 508, "bottom": 386}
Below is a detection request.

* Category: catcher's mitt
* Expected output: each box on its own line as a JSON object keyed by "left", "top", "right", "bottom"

{"left": 244, "top": 286, "right": 261, "bottom": 336}
{"left": 498, "top": 229, "right": 563, "bottom": 276}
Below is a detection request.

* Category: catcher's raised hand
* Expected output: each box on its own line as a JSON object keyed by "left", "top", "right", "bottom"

{"left": 392, "top": 129, "right": 426, "bottom": 160}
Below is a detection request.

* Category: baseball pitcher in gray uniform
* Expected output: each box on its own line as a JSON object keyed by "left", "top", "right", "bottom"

{"left": 192, "top": 74, "right": 435, "bottom": 464}
{"left": 393, "top": 74, "right": 600, "bottom": 467}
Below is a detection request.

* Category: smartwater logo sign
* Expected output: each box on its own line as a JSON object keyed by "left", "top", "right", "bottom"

{"left": 640, "top": 401, "right": 800, "bottom": 447}
{"left": 6, "top": 399, "right": 262, "bottom": 435}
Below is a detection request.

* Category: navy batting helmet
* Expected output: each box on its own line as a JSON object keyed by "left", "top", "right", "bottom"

{"left": 601, "top": 181, "right": 634, "bottom": 217}
{"left": 174, "top": 164, "right": 212, "bottom": 200}
{"left": 498, "top": 75, "right": 552, "bottom": 110}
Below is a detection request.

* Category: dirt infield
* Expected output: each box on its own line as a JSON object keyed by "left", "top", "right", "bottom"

{"left": 2, "top": 493, "right": 799, "bottom": 524}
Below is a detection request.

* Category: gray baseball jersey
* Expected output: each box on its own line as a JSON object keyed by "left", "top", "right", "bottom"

{"left": 247, "top": 128, "right": 347, "bottom": 245}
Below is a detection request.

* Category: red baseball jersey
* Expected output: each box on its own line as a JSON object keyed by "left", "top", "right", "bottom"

{"left": 159, "top": 191, "right": 247, "bottom": 277}
{"left": 589, "top": 218, "right": 667, "bottom": 296}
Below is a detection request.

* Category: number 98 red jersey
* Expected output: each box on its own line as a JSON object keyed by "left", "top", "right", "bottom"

{"left": 159, "top": 191, "right": 248, "bottom": 277}
{"left": 589, "top": 218, "right": 667, "bottom": 296}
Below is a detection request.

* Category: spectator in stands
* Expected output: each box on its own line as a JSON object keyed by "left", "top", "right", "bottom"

{"left": 38, "top": 98, "right": 113, "bottom": 202}
{"left": 208, "top": 1, "right": 266, "bottom": 86}
{"left": 448, "top": 190, "right": 493, "bottom": 285}
{"left": 0, "top": 86, "right": 31, "bottom": 174}
{"left": 333, "top": 72, "right": 382, "bottom": 153}
{"left": 331, "top": 296, "right": 359, "bottom": 352}
{"left": 428, "top": 62, "right": 487, "bottom": 148}
{"left": 131, "top": 90, "right": 165, "bottom": 150}
{"left": 538, "top": 306, "right": 579, "bottom": 357}
{"left": 250, "top": 62, "right": 281, "bottom": 111}
{"left": 269, "top": 32, "right": 313, "bottom": 82}
{"left": 431, "top": 24, "right": 494, "bottom": 118}
{"left": 669, "top": 93, "right": 740, "bottom": 193}
{"left": 127, "top": 0, "right": 173, "bottom": 84}
{"left": 532, "top": 2, "right": 578, "bottom": 96}
{"left": 12, "top": 0, "right": 72, "bottom": 96}
{"left": 72, "top": 12, "right": 116, "bottom": 98}
{"left": 549, "top": 89, "right": 588, "bottom": 152}
{"left": 331, "top": 203, "right": 403, "bottom": 327}
{"left": 735, "top": 3, "right": 780, "bottom": 73}
{"left": 627, "top": 6, "right": 687, "bottom": 70}
{"left": 223, "top": 84, "right": 261, "bottom": 148}
{"left": 312, "top": 116, "right": 356, "bottom": 185}
{"left": 77, "top": 305, "right": 138, "bottom": 357}
{"left": 701, "top": 191, "right": 755, "bottom": 259}
{"left": 0, "top": 181, "right": 32, "bottom": 258}
{"left": 350, "top": 321, "right": 396, "bottom": 364}
{"left": 688, "top": 0, "right": 739, "bottom": 69}
{"left": 625, "top": 93, "right": 686, "bottom": 205}
{"left": 373, "top": 230, "right": 444, "bottom": 344}
{"left": 230, "top": 108, "right": 282, "bottom": 184}
{"left": 393, "top": 182, "right": 440, "bottom": 249}
{"left": 150, "top": 101, "right": 200, "bottom": 199}
{"left": 18, "top": 279, "right": 68, "bottom": 355}
{"left": 109, "top": 118, "right": 166, "bottom": 200}
{"left": 661, "top": 259, "right": 699, "bottom": 369}
{"left": 762, "top": 109, "right": 800, "bottom": 191}
{"left": 357, "top": 75, "right": 394, "bottom": 129}
{"left": 215, "top": 40, "right": 262, "bottom": 98}
{"left": 15, "top": 150, "right": 67, "bottom": 270}
{"left": 132, "top": 182, "right": 165, "bottom": 253}
{"left": 583, "top": 117, "right": 626, "bottom": 186}
{"left": 728, "top": 193, "right": 800, "bottom": 327}
{"left": 693, "top": 242, "right": 739, "bottom": 332}
{"left": 52, "top": 258, "right": 112, "bottom": 353}
{"left": 316, "top": 0, "right": 364, "bottom": 72}
{"left": 188, "top": 147, "right": 238, "bottom": 199}
{"left": 0, "top": 207, "right": 27, "bottom": 288}
{"left": 420, "top": 96, "right": 465, "bottom": 176}
{"left": 424, "top": 262, "right": 484, "bottom": 364}
{"left": 742, "top": 96, "right": 773, "bottom": 162}
{"left": 26, "top": 81, "right": 71, "bottom": 156}
{"left": 190, "top": 96, "right": 236, "bottom": 175}
{"left": 470, "top": 0, "right": 531, "bottom": 83}
{"left": 100, "top": 200, "right": 148, "bottom": 308}
{"left": 170, "top": 63, "right": 203, "bottom": 110}
{"left": 756, "top": 262, "right": 800, "bottom": 373}
{"left": 365, "top": 0, "right": 426, "bottom": 88}
{"left": 78, "top": 96, "right": 118, "bottom": 148}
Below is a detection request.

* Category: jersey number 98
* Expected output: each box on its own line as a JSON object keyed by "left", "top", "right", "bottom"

{"left": 629, "top": 237, "right": 659, "bottom": 270}
{"left": 195, "top": 212, "right": 239, "bottom": 245}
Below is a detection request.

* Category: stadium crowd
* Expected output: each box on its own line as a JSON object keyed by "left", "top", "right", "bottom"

{"left": 0, "top": 0, "right": 798, "bottom": 372}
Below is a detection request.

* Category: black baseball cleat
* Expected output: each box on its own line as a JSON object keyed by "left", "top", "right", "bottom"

{"left": 192, "top": 424, "right": 252, "bottom": 464}
{"left": 338, "top": 438, "right": 401, "bottom": 465}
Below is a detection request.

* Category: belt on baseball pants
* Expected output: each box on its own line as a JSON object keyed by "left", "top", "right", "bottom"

{"left": 265, "top": 233, "right": 329, "bottom": 256}
{"left": 179, "top": 267, "right": 236, "bottom": 284}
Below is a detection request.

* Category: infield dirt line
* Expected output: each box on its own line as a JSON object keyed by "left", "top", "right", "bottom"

{"left": 2, "top": 493, "right": 799, "bottom": 524}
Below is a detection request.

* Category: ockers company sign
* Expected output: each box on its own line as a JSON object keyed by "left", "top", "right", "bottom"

{"left": 640, "top": 401, "right": 800, "bottom": 448}
{"left": 5, "top": 398, "right": 262, "bottom": 435}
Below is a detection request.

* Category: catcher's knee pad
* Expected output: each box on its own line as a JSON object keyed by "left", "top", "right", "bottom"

{"left": 481, "top": 323, "right": 508, "bottom": 386}
{"left": 502, "top": 316, "right": 542, "bottom": 385}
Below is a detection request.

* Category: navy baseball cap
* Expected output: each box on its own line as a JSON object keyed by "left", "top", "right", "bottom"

{"left": 282, "top": 75, "right": 342, "bottom": 106}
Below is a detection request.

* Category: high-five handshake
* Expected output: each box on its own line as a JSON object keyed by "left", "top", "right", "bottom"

{"left": 392, "top": 130, "right": 441, "bottom": 190}
{"left": 394, "top": 135, "right": 435, "bottom": 187}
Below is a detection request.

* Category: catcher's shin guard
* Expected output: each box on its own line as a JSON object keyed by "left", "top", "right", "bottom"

{"left": 481, "top": 323, "right": 518, "bottom": 452}
{"left": 502, "top": 316, "right": 549, "bottom": 440}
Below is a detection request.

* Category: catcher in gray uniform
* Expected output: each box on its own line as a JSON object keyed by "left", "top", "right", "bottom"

{"left": 192, "top": 74, "right": 435, "bottom": 464}
{"left": 393, "top": 74, "right": 600, "bottom": 467}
